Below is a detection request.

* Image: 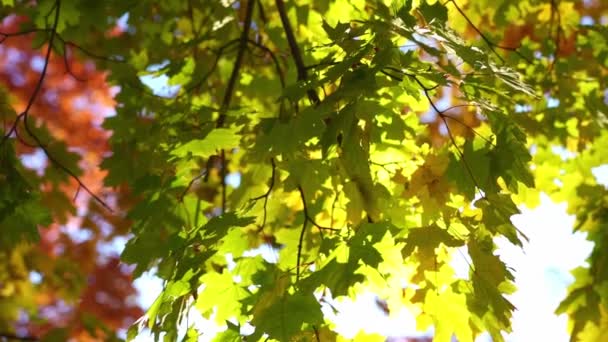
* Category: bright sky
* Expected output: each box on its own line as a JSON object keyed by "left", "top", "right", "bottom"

{"left": 496, "top": 195, "right": 593, "bottom": 342}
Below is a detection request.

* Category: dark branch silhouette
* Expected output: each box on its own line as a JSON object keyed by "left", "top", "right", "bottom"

{"left": 275, "top": 0, "right": 320, "bottom": 105}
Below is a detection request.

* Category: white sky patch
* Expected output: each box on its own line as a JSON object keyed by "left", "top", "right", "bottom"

{"left": 134, "top": 269, "right": 165, "bottom": 310}
{"left": 117, "top": 13, "right": 130, "bottom": 30}
{"left": 139, "top": 74, "right": 180, "bottom": 98}
{"left": 20, "top": 148, "right": 46, "bottom": 174}
{"left": 497, "top": 194, "right": 593, "bottom": 342}
{"left": 225, "top": 172, "right": 241, "bottom": 188}
{"left": 592, "top": 164, "right": 608, "bottom": 187}
{"left": 243, "top": 243, "right": 279, "bottom": 264}
{"left": 450, "top": 246, "right": 472, "bottom": 280}
{"left": 551, "top": 145, "right": 577, "bottom": 160}
{"left": 326, "top": 291, "right": 429, "bottom": 339}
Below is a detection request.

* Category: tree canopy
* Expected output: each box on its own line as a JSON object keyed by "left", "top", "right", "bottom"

{"left": 1, "top": 0, "right": 608, "bottom": 341}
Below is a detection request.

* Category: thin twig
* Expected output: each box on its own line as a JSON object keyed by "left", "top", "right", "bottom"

{"left": 59, "top": 38, "right": 125, "bottom": 63}
{"left": 219, "top": 149, "right": 227, "bottom": 213}
{"left": 13, "top": 125, "right": 39, "bottom": 148}
{"left": 72, "top": 184, "right": 81, "bottom": 202}
{"left": 299, "top": 186, "right": 339, "bottom": 233}
{"left": 414, "top": 77, "right": 484, "bottom": 194}
{"left": 330, "top": 190, "right": 339, "bottom": 228}
{"left": 250, "top": 157, "right": 276, "bottom": 230}
{"left": 178, "top": 170, "right": 207, "bottom": 201}
{"left": 447, "top": 0, "right": 504, "bottom": 63}
{"left": 0, "top": 27, "right": 50, "bottom": 42}
{"left": 246, "top": 39, "right": 285, "bottom": 88}
{"left": 295, "top": 185, "right": 339, "bottom": 281}
{"left": 62, "top": 42, "right": 87, "bottom": 82}
{"left": 439, "top": 115, "right": 484, "bottom": 192}
{"left": 446, "top": 0, "right": 532, "bottom": 64}
{"left": 183, "top": 39, "right": 240, "bottom": 99}
{"left": 304, "top": 60, "right": 340, "bottom": 70}
{"left": 0, "top": 114, "right": 22, "bottom": 148}
{"left": 440, "top": 112, "right": 494, "bottom": 146}
{"left": 257, "top": 0, "right": 267, "bottom": 25}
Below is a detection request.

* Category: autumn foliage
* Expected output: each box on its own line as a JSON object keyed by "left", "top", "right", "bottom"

{"left": 1, "top": 1, "right": 608, "bottom": 341}
{"left": 1, "top": 15, "right": 140, "bottom": 340}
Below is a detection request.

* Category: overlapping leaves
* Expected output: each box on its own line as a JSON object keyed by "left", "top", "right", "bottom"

{"left": 3, "top": 0, "right": 607, "bottom": 341}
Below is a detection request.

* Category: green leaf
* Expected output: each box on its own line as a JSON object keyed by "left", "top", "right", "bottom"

{"left": 196, "top": 212, "right": 255, "bottom": 246}
{"left": 418, "top": 1, "right": 448, "bottom": 25}
{"left": 401, "top": 224, "right": 464, "bottom": 257}
{"left": 211, "top": 322, "right": 242, "bottom": 342}
{"left": 302, "top": 259, "right": 364, "bottom": 296}
{"left": 446, "top": 139, "right": 491, "bottom": 200}
{"left": 196, "top": 270, "right": 249, "bottom": 323}
{"left": 0, "top": 143, "right": 49, "bottom": 244}
{"left": 251, "top": 293, "right": 323, "bottom": 341}
{"left": 396, "top": 0, "right": 416, "bottom": 27}
{"left": 475, "top": 194, "right": 524, "bottom": 245}
{"left": 172, "top": 127, "right": 241, "bottom": 159}
{"left": 467, "top": 238, "right": 515, "bottom": 331}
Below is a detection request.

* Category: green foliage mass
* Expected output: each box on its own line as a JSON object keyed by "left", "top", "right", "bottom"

{"left": 2, "top": 0, "right": 608, "bottom": 341}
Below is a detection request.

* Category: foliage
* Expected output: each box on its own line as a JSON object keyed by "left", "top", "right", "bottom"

{"left": 0, "top": 0, "right": 607, "bottom": 341}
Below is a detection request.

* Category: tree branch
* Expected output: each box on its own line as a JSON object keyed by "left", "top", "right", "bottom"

{"left": 296, "top": 185, "right": 310, "bottom": 282}
{"left": 275, "top": 0, "right": 320, "bottom": 105}
{"left": 218, "top": 0, "right": 255, "bottom": 127}
{"left": 0, "top": 27, "right": 49, "bottom": 44}
{"left": 213, "top": 0, "right": 256, "bottom": 214}
{"left": 0, "top": 332, "right": 38, "bottom": 341}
